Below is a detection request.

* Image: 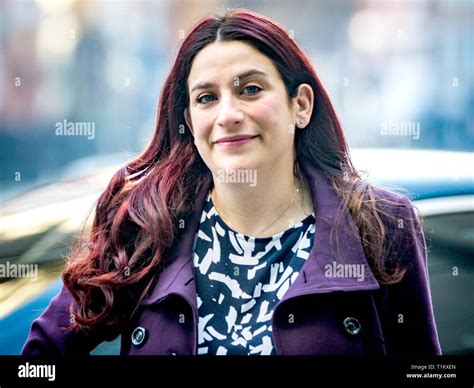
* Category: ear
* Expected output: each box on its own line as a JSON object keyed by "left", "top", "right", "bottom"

{"left": 293, "top": 83, "right": 314, "bottom": 129}
{"left": 184, "top": 108, "right": 194, "bottom": 136}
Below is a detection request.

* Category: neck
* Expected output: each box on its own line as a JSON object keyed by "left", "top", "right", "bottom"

{"left": 211, "top": 161, "right": 313, "bottom": 238}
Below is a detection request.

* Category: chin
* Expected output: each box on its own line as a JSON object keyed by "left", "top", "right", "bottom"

{"left": 219, "top": 159, "right": 260, "bottom": 172}
{"left": 214, "top": 167, "right": 258, "bottom": 187}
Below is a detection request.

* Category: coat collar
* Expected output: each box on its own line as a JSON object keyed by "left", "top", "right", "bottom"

{"left": 141, "top": 159, "right": 379, "bottom": 306}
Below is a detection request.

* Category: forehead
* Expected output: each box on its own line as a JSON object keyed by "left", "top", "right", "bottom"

{"left": 187, "top": 41, "right": 280, "bottom": 88}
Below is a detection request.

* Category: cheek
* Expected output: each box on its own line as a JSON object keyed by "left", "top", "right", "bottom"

{"left": 251, "top": 97, "right": 293, "bottom": 136}
{"left": 252, "top": 98, "right": 279, "bottom": 123}
{"left": 190, "top": 110, "right": 212, "bottom": 139}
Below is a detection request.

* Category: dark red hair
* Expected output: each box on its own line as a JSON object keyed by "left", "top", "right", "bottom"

{"left": 63, "top": 9, "right": 407, "bottom": 335}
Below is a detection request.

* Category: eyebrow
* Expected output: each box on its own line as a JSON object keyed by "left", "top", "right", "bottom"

{"left": 190, "top": 69, "right": 269, "bottom": 94}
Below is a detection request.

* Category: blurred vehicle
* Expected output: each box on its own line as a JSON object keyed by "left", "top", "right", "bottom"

{"left": 351, "top": 149, "right": 474, "bottom": 355}
{"left": 0, "top": 149, "right": 472, "bottom": 355}
{"left": 0, "top": 154, "right": 126, "bottom": 355}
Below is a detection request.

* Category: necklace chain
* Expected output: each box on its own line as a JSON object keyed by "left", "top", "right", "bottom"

{"left": 211, "top": 179, "right": 303, "bottom": 237}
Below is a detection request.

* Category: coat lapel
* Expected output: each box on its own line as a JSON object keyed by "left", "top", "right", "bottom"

{"left": 141, "top": 160, "right": 379, "bottom": 307}
{"left": 140, "top": 174, "right": 212, "bottom": 306}
{"left": 280, "top": 158, "right": 380, "bottom": 304}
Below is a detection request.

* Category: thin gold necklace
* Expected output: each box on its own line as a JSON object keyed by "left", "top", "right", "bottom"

{"left": 211, "top": 180, "right": 302, "bottom": 237}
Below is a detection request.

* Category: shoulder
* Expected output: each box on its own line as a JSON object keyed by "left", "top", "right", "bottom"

{"left": 370, "top": 185, "right": 419, "bottom": 226}
{"left": 369, "top": 185, "right": 426, "bottom": 267}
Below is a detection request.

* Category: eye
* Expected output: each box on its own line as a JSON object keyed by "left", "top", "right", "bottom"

{"left": 242, "top": 85, "right": 262, "bottom": 95}
{"left": 196, "top": 94, "right": 216, "bottom": 104}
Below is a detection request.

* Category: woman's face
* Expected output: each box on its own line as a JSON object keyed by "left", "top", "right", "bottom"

{"left": 185, "top": 40, "right": 304, "bottom": 178}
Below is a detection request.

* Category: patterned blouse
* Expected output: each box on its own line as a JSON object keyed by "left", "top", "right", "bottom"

{"left": 192, "top": 191, "right": 316, "bottom": 355}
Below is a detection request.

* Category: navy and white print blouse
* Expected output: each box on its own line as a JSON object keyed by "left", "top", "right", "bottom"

{"left": 192, "top": 190, "right": 316, "bottom": 355}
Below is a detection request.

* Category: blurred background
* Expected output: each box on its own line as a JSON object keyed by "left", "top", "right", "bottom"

{"left": 0, "top": 0, "right": 472, "bottom": 355}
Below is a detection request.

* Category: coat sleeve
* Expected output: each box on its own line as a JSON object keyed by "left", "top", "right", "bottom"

{"left": 21, "top": 284, "right": 105, "bottom": 356}
{"left": 377, "top": 196, "right": 442, "bottom": 356}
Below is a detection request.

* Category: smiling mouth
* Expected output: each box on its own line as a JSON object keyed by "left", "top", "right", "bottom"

{"left": 214, "top": 135, "right": 259, "bottom": 147}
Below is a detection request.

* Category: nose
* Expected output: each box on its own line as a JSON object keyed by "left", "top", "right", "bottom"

{"left": 215, "top": 94, "right": 244, "bottom": 129}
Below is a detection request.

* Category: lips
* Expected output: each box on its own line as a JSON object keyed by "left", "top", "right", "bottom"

{"left": 214, "top": 134, "right": 259, "bottom": 144}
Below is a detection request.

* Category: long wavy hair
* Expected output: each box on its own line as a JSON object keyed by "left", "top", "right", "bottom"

{"left": 63, "top": 8, "right": 408, "bottom": 335}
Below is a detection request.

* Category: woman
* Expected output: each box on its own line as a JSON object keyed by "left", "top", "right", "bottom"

{"left": 22, "top": 8, "right": 441, "bottom": 356}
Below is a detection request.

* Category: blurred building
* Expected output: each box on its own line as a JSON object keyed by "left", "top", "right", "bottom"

{"left": 0, "top": 0, "right": 473, "bottom": 196}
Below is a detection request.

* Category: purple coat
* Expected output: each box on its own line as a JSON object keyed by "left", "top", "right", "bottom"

{"left": 22, "top": 160, "right": 442, "bottom": 355}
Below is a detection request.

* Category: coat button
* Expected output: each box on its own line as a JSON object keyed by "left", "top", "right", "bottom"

{"left": 131, "top": 326, "right": 147, "bottom": 347}
{"left": 343, "top": 317, "right": 361, "bottom": 335}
